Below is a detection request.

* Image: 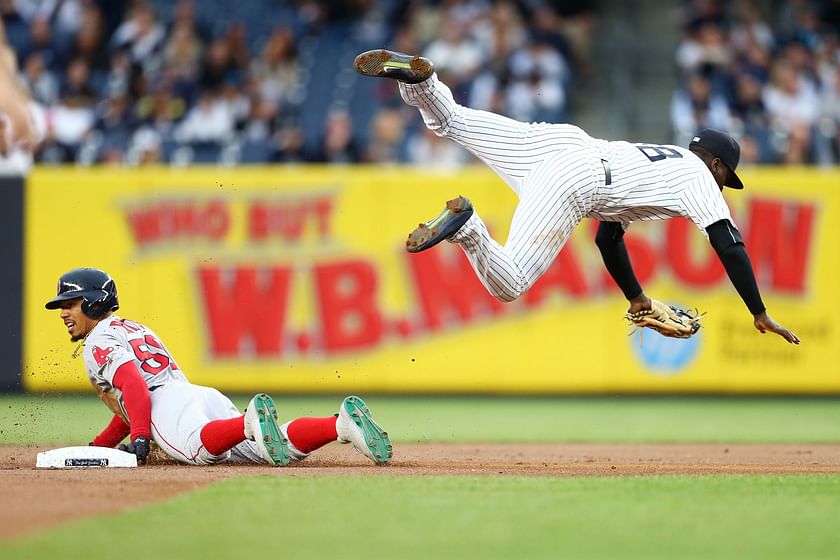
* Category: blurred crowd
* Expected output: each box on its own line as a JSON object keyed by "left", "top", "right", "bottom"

{"left": 672, "top": 0, "right": 840, "bottom": 165}
{"left": 3, "top": 0, "right": 837, "bottom": 167}
{"left": 0, "top": 0, "right": 592, "bottom": 166}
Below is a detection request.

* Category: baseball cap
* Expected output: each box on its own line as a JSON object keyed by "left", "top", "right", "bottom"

{"left": 688, "top": 128, "right": 744, "bottom": 189}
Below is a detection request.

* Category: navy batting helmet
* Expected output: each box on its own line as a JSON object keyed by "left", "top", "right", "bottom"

{"left": 45, "top": 268, "right": 119, "bottom": 319}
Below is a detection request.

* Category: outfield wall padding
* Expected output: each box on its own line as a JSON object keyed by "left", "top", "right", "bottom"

{"left": 21, "top": 166, "right": 840, "bottom": 394}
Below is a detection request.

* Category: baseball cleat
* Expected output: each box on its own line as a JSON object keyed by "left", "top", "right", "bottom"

{"left": 244, "top": 393, "right": 291, "bottom": 466}
{"left": 354, "top": 49, "right": 433, "bottom": 84}
{"left": 406, "top": 196, "right": 473, "bottom": 253}
{"left": 336, "top": 396, "right": 392, "bottom": 464}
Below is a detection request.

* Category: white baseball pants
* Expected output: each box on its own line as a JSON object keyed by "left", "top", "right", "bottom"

{"left": 149, "top": 381, "right": 266, "bottom": 465}
{"left": 400, "top": 75, "right": 604, "bottom": 301}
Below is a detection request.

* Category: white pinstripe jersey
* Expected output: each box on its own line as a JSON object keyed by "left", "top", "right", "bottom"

{"left": 588, "top": 138, "right": 734, "bottom": 234}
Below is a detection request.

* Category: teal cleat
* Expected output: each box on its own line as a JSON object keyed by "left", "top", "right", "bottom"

{"left": 336, "top": 396, "right": 393, "bottom": 464}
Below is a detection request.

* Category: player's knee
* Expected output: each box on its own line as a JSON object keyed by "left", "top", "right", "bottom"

{"left": 489, "top": 285, "right": 523, "bottom": 303}
{"left": 193, "top": 449, "right": 231, "bottom": 465}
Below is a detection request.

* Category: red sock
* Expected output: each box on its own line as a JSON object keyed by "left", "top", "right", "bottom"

{"left": 286, "top": 416, "right": 338, "bottom": 454}
{"left": 200, "top": 416, "right": 246, "bottom": 455}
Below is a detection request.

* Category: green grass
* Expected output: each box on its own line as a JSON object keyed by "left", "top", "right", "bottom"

{"left": 4, "top": 395, "right": 839, "bottom": 559}
{"left": 2, "top": 394, "right": 840, "bottom": 444}
{"left": 2, "top": 474, "right": 839, "bottom": 560}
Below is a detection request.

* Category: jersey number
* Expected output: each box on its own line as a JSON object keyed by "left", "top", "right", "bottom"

{"left": 636, "top": 144, "right": 683, "bottom": 162}
{"left": 129, "top": 335, "right": 174, "bottom": 375}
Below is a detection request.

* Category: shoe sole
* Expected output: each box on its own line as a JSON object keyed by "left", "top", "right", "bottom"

{"left": 251, "top": 393, "right": 291, "bottom": 466}
{"left": 343, "top": 396, "right": 393, "bottom": 464}
{"left": 406, "top": 196, "right": 473, "bottom": 253}
{"left": 354, "top": 49, "right": 433, "bottom": 83}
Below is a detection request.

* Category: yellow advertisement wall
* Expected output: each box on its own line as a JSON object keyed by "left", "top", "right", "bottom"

{"left": 24, "top": 166, "right": 839, "bottom": 394}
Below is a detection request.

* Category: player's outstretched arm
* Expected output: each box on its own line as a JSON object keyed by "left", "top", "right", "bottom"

{"left": 594, "top": 222, "right": 646, "bottom": 305}
{"left": 705, "top": 220, "right": 800, "bottom": 344}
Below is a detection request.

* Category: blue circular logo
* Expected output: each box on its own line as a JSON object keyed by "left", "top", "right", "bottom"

{"left": 630, "top": 321, "right": 701, "bottom": 375}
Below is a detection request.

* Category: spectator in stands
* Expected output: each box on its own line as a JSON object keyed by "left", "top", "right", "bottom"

{"left": 763, "top": 58, "right": 820, "bottom": 164}
{"left": 730, "top": 0, "right": 775, "bottom": 54}
{"left": 729, "top": 71, "right": 775, "bottom": 162}
{"left": 506, "top": 37, "right": 569, "bottom": 123}
{"left": 307, "top": 108, "right": 361, "bottom": 164}
{"left": 675, "top": 20, "right": 732, "bottom": 89}
{"left": 135, "top": 80, "right": 186, "bottom": 140}
{"left": 110, "top": 2, "right": 165, "bottom": 69}
{"left": 161, "top": 17, "right": 203, "bottom": 95}
{"left": 423, "top": 19, "right": 484, "bottom": 99}
{"left": 18, "top": 16, "right": 59, "bottom": 71}
{"left": 405, "top": 126, "right": 469, "bottom": 170}
{"left": 250, "top": 26, "right": 298, "bottom": 109}
{"left": 20, "top": 51, "right": 59, "bottom": 106}
{"left": 271, "top": 118, "right": 306, "bottom": 164}
{"left": 66, "top": 4, "right": 109, "bottom": 77}
{"left": 224, "top": 22, "right": 251, "bottom": 74}
{"left": 199, "top": 38, "right": 236, "bottom": 93}
{"left": 129, "top": 126, "right": 163, "bottom": 164}
{"left": 671, "top": 72, "right": 733, "bottom": 148}
{"left": 167, "top": 0, "right": 212, "bottom": 45}
{"left": 364, "top": 108, "right": 406, "bottom": 163}
{"left": 14, "top": 0, "right": 84, "bottom": 39}
{"left": 92, "top": 91, "right": 136, "bottom": 156}
{"left": 175, "top": 88, "right": 233, "bottom": 145}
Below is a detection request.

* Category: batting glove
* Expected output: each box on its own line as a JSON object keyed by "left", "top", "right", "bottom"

{"left": 119, "top": 436, "right": 150, "bottom": 465}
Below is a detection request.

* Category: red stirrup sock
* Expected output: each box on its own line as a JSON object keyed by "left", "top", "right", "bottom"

{"left": 200, "top": 416, "right": 246, "bottom": 456}
{"left": 286, "top": 416, "right": 339, "bottom": 453}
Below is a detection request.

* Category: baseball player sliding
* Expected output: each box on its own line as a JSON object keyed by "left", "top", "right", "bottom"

{"left": 355, "top": 49, "right": 799, "bottom": 343}
{"left": 46, "top": 268, "right": 392, "bottom": 466}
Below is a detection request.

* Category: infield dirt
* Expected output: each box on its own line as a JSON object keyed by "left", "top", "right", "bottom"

{"left": 3, "top": 442, "right": 840, "bottom": 539}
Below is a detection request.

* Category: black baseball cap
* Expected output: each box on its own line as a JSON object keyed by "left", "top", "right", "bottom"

{"left": 688, "top": 128, "right": 744, "bottom": 189}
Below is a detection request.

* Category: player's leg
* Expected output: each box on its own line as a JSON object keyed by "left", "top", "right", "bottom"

{"left": 356, "top": 49, "right": 581, "bottom": 197}
{"left": 148, "top": 382, "right": 289, "bottom": 466}
{"left": 148, "top": 382, "right": 234, "bottom": 465}
{"left": 446, "top": 153, "right": 598, "bottom": 301}
{"left": 273, "top": 396, "right": 392, "bottom": 464}
{"left": 399, "top": 73, "right": 557, "bottom": 196}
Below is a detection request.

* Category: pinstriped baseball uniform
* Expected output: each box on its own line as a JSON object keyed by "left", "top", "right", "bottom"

{"left": 400, "top": 74, "right": 734, "bottom": 302}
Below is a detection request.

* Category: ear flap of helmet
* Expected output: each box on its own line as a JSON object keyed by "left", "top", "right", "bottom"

{"left": 45, "top": 269, "right": 119, "bottom": 318}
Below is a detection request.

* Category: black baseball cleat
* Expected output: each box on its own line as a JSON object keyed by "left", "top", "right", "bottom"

{"left": 406, "top": 196, "right": 473, "bottom": 253}
{"left": 354, "top": 49, "right": 434, "bottom": 84}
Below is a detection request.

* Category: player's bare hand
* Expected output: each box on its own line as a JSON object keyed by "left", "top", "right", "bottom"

{"left": 753, "top": 311, "right": 800, "bottom": 344}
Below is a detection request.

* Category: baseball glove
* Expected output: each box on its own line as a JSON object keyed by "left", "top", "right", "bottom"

{"left": 626, "top": 299, "right": 702, "bottom": 339}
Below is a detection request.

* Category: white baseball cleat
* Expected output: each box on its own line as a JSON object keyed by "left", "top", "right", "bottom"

{"left": 244, "top": 393, "right": 291, "bottom": 466}
{"left": 336, "top": 395, "right": 393, "bottom": 464}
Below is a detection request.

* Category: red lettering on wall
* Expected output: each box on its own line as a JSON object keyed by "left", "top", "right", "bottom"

{"left": 247, "top": 196, "right": 335, "bottom": 243}
{"left": 315, "top": 260, "right": 383, "bottom": 351}
{"left": 125, "top": 199, "right": 230, "bottom": 247}
{"left": 407, "top": 248, "right": 505, "bottom": 331}
{"left": 665, "top": 218, "right": 725, "bottom": 286}
{"left": 198, "top": 267, "right": 291, "bottom": 356}
{"left": 745, "top": 199, "right": 814, "bottom": 292}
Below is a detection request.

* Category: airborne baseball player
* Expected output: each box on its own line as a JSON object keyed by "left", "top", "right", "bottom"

{"left": 46, "top": 268, "right": 392, "bottom": 466}
{"left": 355, "top": 49, "right": 799, "bottom": 344}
